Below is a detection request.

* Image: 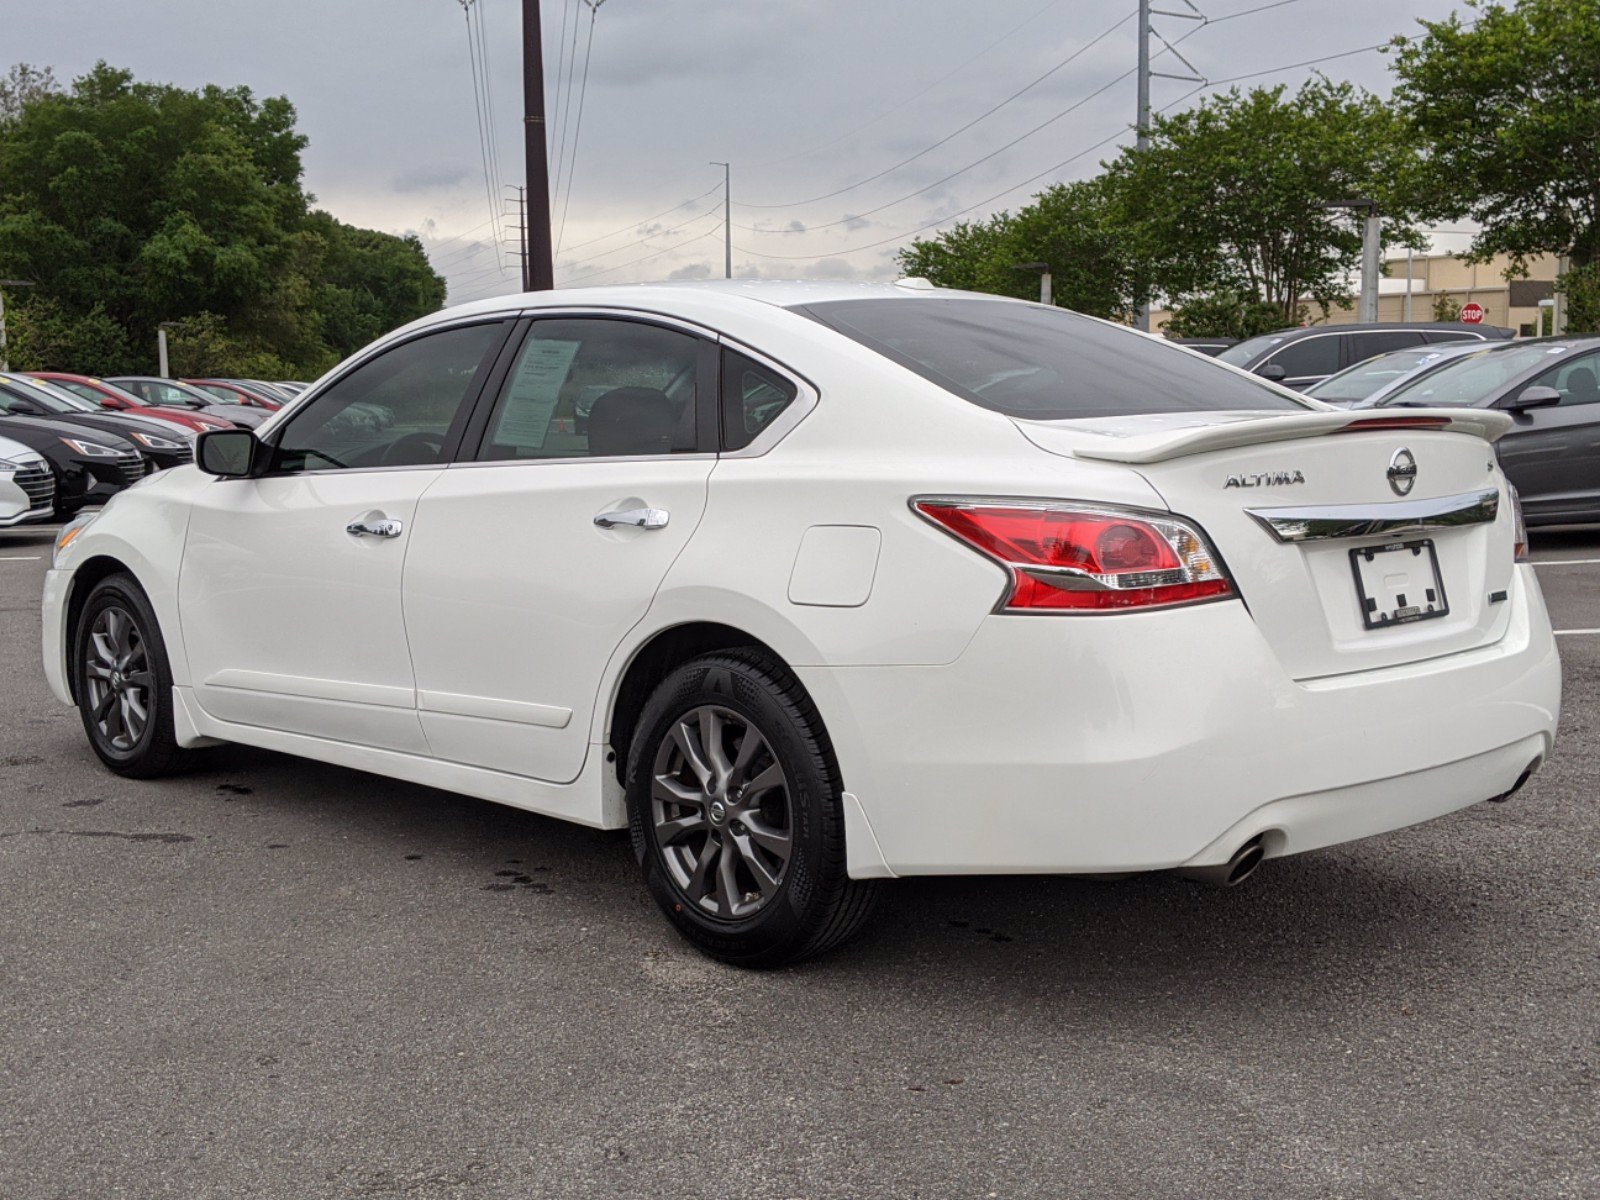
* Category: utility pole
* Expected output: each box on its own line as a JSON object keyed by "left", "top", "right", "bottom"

{"left": 711, "top": 161, "right": 731, "bottom": 279}
{"left": 1134, "top": 1, "right": 1202, "bottom": 332}
{"left": 1322, "top": 200, "right": 1381, "bottom": 323}
{"left": 522, "top": 0, "right": 555, "bottom": 290}
{"left": 0, "top": 280, "right": 35, "bottom": 373}
{"left": 505, "top": 184, "right": 529, "bottom": 289}
{"left": 1014, "top": 262, "right": 1052, "bottom": 306}
{"left": 157, "top": 321, "right": 180, "bottom": 377}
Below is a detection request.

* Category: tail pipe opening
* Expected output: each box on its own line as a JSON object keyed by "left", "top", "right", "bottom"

{"left": 1181, "top": 835, "right": 1266, "bottom": 888}
{"left": 1488, "top": 756, "right": 1543, "bottom": 804}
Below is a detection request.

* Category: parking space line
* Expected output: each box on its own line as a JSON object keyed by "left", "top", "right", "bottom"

{"left": 1533, "top": 559, "right": 1600, "bottom": 567}
{"left": 1555, "top": 629, "right": 1600, "bottom": 636}
{"left": 0, "top": 555, "right": 42, "bottom": 561}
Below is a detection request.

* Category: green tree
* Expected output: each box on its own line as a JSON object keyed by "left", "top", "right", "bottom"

{"left": 1163, "top": 291, "right": 1291, "bottom": 340}
{"left": 1392, "top": 0, "right": 1600, "bottom": 275}
{"left": 0, "top": 63, "right": 59, "bottom": 123}
{"left": 1103, "top": 77, "right": 1421, "bottom": 325}
{"left": 0, "top": 62, "right": 444, "bottom": 375}
{"left": 897, "top": 179, "right": 1133, "bottom": 318}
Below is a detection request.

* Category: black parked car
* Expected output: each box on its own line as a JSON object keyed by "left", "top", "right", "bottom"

{"left": 1216, "top": 321, "right": 1514, "bottom": 390}
{"left": 1167, "top": 336, "right": 1237, "bottom": 356}
{"left": 1372, "top": 336, "right": 1600, "bottom": 526}
{"left": 0, "top": 374, "right": 194, "bottom": 471}
{"left": 0, "top": 412, "right": 147, "bottom": 517}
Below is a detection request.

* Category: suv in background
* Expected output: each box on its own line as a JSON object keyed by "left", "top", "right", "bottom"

{"left": 1216, "top": 322, "right": 1513, "bottom": 390}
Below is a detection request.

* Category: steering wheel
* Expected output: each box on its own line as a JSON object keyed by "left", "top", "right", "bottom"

{"left": 381, "top": 431, "right": 444, "bottom": 466}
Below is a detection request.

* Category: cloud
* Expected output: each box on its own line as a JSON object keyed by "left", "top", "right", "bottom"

{"left": 391, "top": 163, "right": 471, "bottom": 194}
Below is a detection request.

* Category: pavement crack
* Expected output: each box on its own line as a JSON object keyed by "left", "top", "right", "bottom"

{"left": 0, "top": 828, "right": 194, "bottom": 844}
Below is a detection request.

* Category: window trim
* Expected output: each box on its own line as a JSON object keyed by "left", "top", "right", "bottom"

{"left": 252, "top": 315, "right": 517, "bottom": 479}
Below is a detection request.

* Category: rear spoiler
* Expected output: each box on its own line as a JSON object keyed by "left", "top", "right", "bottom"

{"left": 1058, "top": 408, "right": 1513, "bottom": 465}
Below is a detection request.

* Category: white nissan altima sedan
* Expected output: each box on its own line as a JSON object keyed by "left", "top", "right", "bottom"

{"left": 42, "top": 281, "right": 1561, "bottom": 965}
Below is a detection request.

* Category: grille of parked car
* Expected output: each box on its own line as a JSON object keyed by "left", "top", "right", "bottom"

{"left": 117, "top": 452, "right": 148, "bottom": 485}
{"left": 14, "top": 461, "right": 55, "bottom": 512}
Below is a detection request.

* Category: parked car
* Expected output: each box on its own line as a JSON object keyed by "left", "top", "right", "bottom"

{"left": 1304, "top": 341, "right": 1492, "bottom": 408}
{"left": 1167, "top": 336, "right": 1237, "bottom": 356}
{"left": 0, "top": 374, "right": 195, "bottom": 471}
{"left": 43, "top": 282, "right": 1558, "bottom": 965}
{"left": 0, "top": 433, "right": 55, "bottom": 526}
{"left": 101, "top": 376, "right": 267, "bottom": 430}
{"left": 275, "top": 381, "right": 311, "bottom": 394}
{"left": 1216, "top": 322, "right": 1513, "bottom": 390}
{"left": 0, "top": 411, "right": 145, "bottom": 517}
{"left": 1368, "top": 337, "right": 1600, "bottom": 526}
{"left": 28, "top": 372, "right": 235, "bottom": 435}
{"left": 183, "top": 379, "right": 283, "bottom": 410}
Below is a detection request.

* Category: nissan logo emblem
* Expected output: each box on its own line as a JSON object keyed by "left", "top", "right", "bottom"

{"left": 1387, "top": 448, "right": 1417, "bottom": 497}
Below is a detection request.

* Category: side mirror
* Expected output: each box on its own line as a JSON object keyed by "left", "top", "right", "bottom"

{"left": 196, "top": 428, "right": 261, "bottom": 477}
{"left": 1504, "top": 385, "right": 1561, "bottom": 412}
{"left": 1257, "top": 363, "right": 1288, "bottom": 383}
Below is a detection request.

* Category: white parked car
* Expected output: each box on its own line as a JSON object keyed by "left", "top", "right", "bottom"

{"left": 41, "top": 282, "right": 1561, "bottom": 964}
{"left": 0, "top": 433, "right": 54, "bottom": 525}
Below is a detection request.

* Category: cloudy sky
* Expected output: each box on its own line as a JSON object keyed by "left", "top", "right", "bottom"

{"left": 13, "top": 0, "right": 1472, "bottom": 304}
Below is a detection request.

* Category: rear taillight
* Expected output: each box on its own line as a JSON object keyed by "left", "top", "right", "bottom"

{"left": 1508, "top": 482, "right": 1528, "bottom": 563}
{"left": 913, "top": 498, "right": 1236, "bottom": 613}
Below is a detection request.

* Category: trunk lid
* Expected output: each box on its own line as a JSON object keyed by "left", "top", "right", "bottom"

{"left": 1017, "top": 409, "right": 1517, "bottom": 680}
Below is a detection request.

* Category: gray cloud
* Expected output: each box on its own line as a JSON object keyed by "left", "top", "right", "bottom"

{"left": 392, "top": 162, "right": 472, "bottom": 194}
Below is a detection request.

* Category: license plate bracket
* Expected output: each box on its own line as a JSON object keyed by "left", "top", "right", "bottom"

{"left": 1349, "top": 538, "right": 1449, "bottom": 630}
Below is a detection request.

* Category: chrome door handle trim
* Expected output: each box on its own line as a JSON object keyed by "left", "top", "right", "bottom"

{"left": 1245, "top": 488, "right": 1499, "bottom": 543}
{"left": 593, "top": 506, "right": 669, "bottom": 530}
{"left": 346, "top": 518, "right": 404, "bottom": 538}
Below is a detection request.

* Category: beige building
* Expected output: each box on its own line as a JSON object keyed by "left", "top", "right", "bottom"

{"left": 1153, "top": 250, "right": 1560, "bottom": 337}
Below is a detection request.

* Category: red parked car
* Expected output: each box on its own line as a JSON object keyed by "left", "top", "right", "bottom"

{"left": 183, "top": 379, "right": 283, "bottom": 410}
{"left": 26, "top": 372, "right": 233, "bottom": 435}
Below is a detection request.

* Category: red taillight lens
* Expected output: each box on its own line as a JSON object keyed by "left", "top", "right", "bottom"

{"left": 1508, "top": 482, "right": 1528, "bottom": 563}
{"left": 1338, "top": 416, "right": 1452, "bottom": 432}
{"left": 914, "top": 499, "right": 1235, "bottom": 612}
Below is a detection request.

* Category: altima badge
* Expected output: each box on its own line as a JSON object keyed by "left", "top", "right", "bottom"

{"left": 1224, "top": 470, "right": 1305, "bottom": 488}
{"left": 1387, "top": 448, "right": 1417, "bottom": 497}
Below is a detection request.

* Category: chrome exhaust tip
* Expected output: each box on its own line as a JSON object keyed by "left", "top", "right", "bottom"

{"left": 1180, "top": 836, "right": 1266, "bottom": 887}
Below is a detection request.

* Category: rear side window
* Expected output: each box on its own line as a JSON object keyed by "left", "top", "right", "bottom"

{"left": 1347, "top": 331, "right": 1425, "bottom": 362}
{"left": 722, "top": 349, "right": 797, "bottom": 450}
{"left": 797, "top": 299, "right": 1305, "bottom": 420}
{"left": 1263, "top": 335, "right": 1341, "bottom": 380}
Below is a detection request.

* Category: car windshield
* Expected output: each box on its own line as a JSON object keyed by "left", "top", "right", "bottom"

{"left": 796, "top": 298, "right": 1308, "bottom": 420}
{"left": 1379, "top": 343, "right": 1570, "bottom": 407}
{"left": 1306, "top": 349, "right": 1445, "bottom": 403}
{"left": 1215, "top": 333, "right": 1292, "bottom": 366}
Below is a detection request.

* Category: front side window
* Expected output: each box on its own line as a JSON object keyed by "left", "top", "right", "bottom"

{"left": 479, "top": 318, "right": 702, "bottom": 460}
{"left": 722, "top": 349, "right": 797, "bottom": 450}
{"left": 271, "top": 321, "right": 506, "bottom": 472}
{"left": 1264, "top": 335, "right": 1341, "bottom": 380}
{"left": 799, "top": 298, "right": 1306, "bottom": 420}
{"left": 1523, "top": 351, "right": 1600, "bottom": 407}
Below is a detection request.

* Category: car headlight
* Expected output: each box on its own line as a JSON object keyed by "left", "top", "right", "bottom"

{"left": 59, "top": 437, "right": 122, "bottom": 457}
{"left": 53, "top": 511, "right": 99, "bottom": 567}
{"left": 129, "top": 430, "right": 186, "bottom": 451}
{"left": 0, "top": 457, "right": 26, "bottom": 471}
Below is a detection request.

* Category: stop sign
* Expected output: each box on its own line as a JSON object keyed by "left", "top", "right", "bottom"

{"left": 1460, "top": 302, "right": 1485, "bottom": 324}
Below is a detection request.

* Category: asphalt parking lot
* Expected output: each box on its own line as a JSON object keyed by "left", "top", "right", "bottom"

{"left": 1, "top": 522, "right": 1596, "bottom": 1200}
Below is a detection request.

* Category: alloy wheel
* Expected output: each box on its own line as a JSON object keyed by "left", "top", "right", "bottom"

{"left": 84, "top": 605, "right": 154, "bottom": 752}
{"left": 651, "top": 704, "right": 793, "bottom": 920}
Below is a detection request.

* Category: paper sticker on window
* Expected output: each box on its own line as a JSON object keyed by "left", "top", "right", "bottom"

{"left": 495, "top": 338, "right": 581, "bottom": 448}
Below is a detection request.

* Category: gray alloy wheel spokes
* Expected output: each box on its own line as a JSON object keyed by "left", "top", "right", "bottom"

{"left": 85, "top": 605, "right": 153, "bottom": 752}
{"left": 651, "top": 704, "right": 793, "bottom": 920}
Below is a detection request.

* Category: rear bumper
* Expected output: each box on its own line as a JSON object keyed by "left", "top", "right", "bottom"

{"left": 805, "top": 564, "right": 1560, "bottom": 877}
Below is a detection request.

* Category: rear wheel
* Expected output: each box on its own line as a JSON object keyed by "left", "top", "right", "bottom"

{"left": 73, "top": 574, "right": 188, "bottom": 778}
{"left": 626, "top": 650, "right": 878, "bottom": 967}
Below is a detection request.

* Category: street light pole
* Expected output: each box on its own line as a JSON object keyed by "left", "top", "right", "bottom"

{"left": 1135, "top": 0, "right": 1151, "bottom": 331}
{"left": 0, "top": 279, "right": 36, "bottom": 373}
{"left": 157, "top": 321, "right": 181, "bottom": 377}
{"left": 710, "top": 161, "right": 731, "bottom": 279}
{"left": 1014, "top": 262, "right": 1052, "bottom": 306}
{"left": 1321, "top": 199, "right": 1380, "bottom": 323}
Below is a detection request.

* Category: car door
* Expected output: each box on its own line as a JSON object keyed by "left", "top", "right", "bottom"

{"left": 1494, "top": 348, "right": 1600, "bottom": 520}
{"left": 402, "top": 314, "right": 718, "bottom": 783}
{"left": 178, "top": 317, "right": 514, "bottom": 751}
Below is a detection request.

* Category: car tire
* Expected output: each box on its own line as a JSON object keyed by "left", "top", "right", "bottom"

{"left": 626, "top": 650, "right": 879, "bottom": 967}
{"left": 73, "top": 573, "right": 188, "bottom": 779}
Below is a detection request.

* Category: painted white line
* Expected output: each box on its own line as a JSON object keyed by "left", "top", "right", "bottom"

{"left": 1532, "top": 559, "right": 1600, "bottom": 567}
{"left": 1554, "top": 629, "right": 1600, "bottom": 637}
{"left": 0, "top": 555, "right": 42, "bottom": 561}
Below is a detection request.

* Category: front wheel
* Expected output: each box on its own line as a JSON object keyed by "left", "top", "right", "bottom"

{"left": 73, "top": 574, "right": 188, "bottom": 778}
{"left": 626, "top": 650, "right": 878, "bottom": 967}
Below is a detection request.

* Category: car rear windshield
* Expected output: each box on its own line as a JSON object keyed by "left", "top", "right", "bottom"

{"left": 1306, "top": 349, "right": 1439, "bottom": 403}
{"left": 796, "top": 298, "right": 1307, "bottom": 420}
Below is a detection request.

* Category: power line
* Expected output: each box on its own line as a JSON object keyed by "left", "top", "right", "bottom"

{"left": 557, "top": 182, "right": 723, "bottom": 255}
{"left": 1201, "top": 42, "right": 1391, "bottom": 88}
{"left": 736, "top": 9, "right": 1136, "bottom": 211}
{"left": 560, "top": 227, "right": 720, "bottom": 286}
{"left": 554, "top": 1, "right": 601, "bottom": 256}
{"left": 549, "top": 0, "right": 581, "bottom": 206}
{"left": 459, "top": 1, "right": 503, "bottom": 270}
{"left": 473, "top": 0, "right": 506, "bottom": 244}
{"left": 558, "top": 203, "right": 720, "bottom": 271}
